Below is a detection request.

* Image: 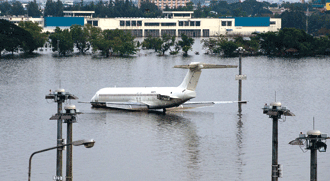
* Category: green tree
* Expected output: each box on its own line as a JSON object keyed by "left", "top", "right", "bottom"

{"left": 110, "top": 29, "right": 137, "bottom": 56}
{"left": 44, "top": 0, "right": 56, "bottom": 17}
{"left": 159, "top": 34, "right": 175, "bottom": 55}
{"left": 27, "top": 0, "right": 42, "bottom": 17}
{"left": 281, "top": 8, "right": 306, "bottom": 30}
{"left": 178, "top": 34, "right": 194, "bottom": 56}
{"left": 220, "top": 40, "right": 238, "bottom": 57}
{"left": 234, "top": 35, "right": 259, "bottom": 54}
{"left": 70, "top": 24, "right": 90, "bottom": 53}
{"left": 0, "top": 20, "right": 33, "bottom": 56}
{"left": 49, "top": 27, "right": 74, "bottom": 56}
{"left": 44, "top": 0, "right": 63, "bottom": 17}
{"left": 10, "top": 1, "right": 26, "bottom": 16}
{"left": 278, "top": 28, "right": 315, "bottom": 56}
{"left": 92, "top": 29, "right": 137, "bottom": 57}
{"left": 140, "top": 1, "right": 162, "bottom": 18}
{"left": 0, "top": 2, "right": 12, "bottom": 16}
{"left": 201, "top": 37, "right": 219, "bottom": 54}
{"left": 142, "top": 36, "right": 162, "bottom": 52}
{"left": 18, "top": 21, "right": 48, "bottom": 53}
{"left": 256, "top": 31, "right": 282, "bottom": 55}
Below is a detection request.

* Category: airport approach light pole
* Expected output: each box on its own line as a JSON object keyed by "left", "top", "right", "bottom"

{"left": 262, "top": 102, "right": 295, "bottom": 181}
{"left": 46, "top": 89, "right": 78, "bottom": 181}
{"left": 235, "top": 47, "right": 247, "bottom": 113}
{"left": 289, "top": 128, "right": 329, "bottom": 181}
{"left": 50, "top": 104, "right": 81, "bottom": 181}
{"left": 28, "top": 139, "right": 95, "bottom": 181}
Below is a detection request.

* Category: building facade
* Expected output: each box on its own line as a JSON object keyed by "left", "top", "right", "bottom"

{"left": 1, "top": 11, "right": 281, "bottom": 37}
{"left": 138, "top": 0, "right": 191, "bottom": 10}
{"left": 85, "top": 11, "right": 281, "bottom": 37}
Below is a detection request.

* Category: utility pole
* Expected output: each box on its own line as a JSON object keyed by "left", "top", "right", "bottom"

{"left": 289, "top": 127, "right": 329, "bottom": 181}
{"left": 235, "top": 47, "right": 247, "bottom": 113}
{"left": 263, "top": 102, "right": 295, "bottom": 181}
{"left": 46, "top": 89, "right": 78, "bottom": 181}
{"left": 63, "top": 105, "right": 80, "bottom": 181}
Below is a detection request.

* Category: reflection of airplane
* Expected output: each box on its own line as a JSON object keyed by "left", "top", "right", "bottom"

{"left": 90, "top": 62, "right": 244, "bottom": 112}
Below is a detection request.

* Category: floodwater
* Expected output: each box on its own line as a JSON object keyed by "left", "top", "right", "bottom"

{"left": 1, "top": 39, "right": 330, "bottom": 181}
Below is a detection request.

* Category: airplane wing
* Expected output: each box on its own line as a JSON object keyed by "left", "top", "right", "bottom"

{"left": 167, "top": 100, "right": 248, "bottom": 111}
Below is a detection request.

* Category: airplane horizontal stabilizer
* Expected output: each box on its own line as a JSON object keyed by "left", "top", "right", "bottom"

{"left": 167, "top": 100, "right": 248, "bottom": 111}
{"left": 174, "top": 62, "right": 237, "bottom": 69}
{"left": 166, "top": 102, "right": 215, "bottom": 111}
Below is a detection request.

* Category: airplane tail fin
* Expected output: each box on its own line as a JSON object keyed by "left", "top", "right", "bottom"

{"left": 174, "top": 62, "right": 237, "bottom": 91}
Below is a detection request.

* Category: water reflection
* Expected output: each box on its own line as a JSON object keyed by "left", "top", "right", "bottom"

{"left": 154, "top": 112, "right": 201, "bottom": 180}
{"left": 93, "top": 109, "right": 203, "bottom": 180}
{"left": 236, "top": 111, "right": 244, "bottom": 180}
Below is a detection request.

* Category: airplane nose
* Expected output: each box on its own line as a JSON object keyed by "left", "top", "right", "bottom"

{"left": 91, "top": 94, "right": 98, "bottom": 102}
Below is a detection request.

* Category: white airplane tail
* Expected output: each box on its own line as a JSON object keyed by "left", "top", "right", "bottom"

{"left": 174, "top": 62, "right": 237, "bottom": 91}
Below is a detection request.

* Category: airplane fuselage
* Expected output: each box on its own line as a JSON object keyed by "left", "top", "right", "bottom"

{"left": 91, "top": 87, "right": 196, "bottom": 110}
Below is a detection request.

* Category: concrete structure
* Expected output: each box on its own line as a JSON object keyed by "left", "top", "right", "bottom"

{"left": 0, "top": 16, "right": 44, "bottom": 27}
{"left": 138, "top": 0, "right": 191, "bottom": 10}
{"left": 63, "top": 11, "right": 95, "bottom": 18}
{"left": 85, "top": 15, "right": 281, "bottom": 37}
{"left": 1, "top": 11, "right": 281, "bottom": 37}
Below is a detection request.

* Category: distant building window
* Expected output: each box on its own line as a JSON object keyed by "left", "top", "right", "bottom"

{"left": 145, "top": 23, "right": 160, "bottom": 26}
{"left": 126, "top": 21, "right": 130, "bottom": 26}
{"left": 120, "top": 21, "right": 125, "bottom": 26}
{"left": 88, "top": 20, "right": 98, "bottom": 26}
{"left": 179, "top": 21, "right": 183, "bottom": 26}
{"left": 132, "top": 21, "right": 136, "bottom": 26}
{"left": 270, "top": 21, "right": 276, "bottom": 25}
{"left": 161, "top": 22, "right": 176, "bottom": 26}
{"left": 190, "top": 21, "right": 195, "bottom": 26}
{"left": 184, "top": 21, "right": 189, "bottom": 26}
{"left": 196, "top": 21, "right": 200, "bottom": 26}
{"left": 221, "top": 21, "right": 226, "bottom": 26}
{"left": 222, "top": 21, "right": 232, "bottom": 26}
{"left": 137, "top": 21, "right": 142, "bottom": 26}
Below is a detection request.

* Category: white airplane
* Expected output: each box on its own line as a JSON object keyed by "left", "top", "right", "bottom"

{"left": 90, "top": 62, "right": 244, "bottom": 112}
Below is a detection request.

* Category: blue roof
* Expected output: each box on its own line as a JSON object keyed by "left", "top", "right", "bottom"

{"left": 235, "top": 17, "right": 270, "bottom": 27}
{"left": 44, "top": 17, "right": 84, "bottom": 27}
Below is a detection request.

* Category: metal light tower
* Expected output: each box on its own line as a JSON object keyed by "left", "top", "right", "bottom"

{"left": 235, "top": 47, "right": 247, "bottom": 113}
{"left": 50, "top": 104, "right": 81, "bottom": 181}
{"left": 46, "top": 89, "right": 78, "bottom": 181}
{"left": 289, "top": 129, "right": 329, "bottom": 181}
{"left": 263, "top": 102, "right": 295, "bottom": 181}
{"left": 64, "top": 105, "right": 80, "bottom": 181}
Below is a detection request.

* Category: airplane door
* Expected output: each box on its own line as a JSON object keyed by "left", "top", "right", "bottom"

{"left": 136, "top": 92, "right": 141, "bottom": 102}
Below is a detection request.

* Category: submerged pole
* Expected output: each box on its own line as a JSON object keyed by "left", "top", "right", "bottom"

{"left": 263, "top": 102, "right": 294, "bottom": 181}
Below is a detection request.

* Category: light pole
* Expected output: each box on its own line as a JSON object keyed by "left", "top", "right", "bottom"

{"left": 50, "top": 104, "right": 81, "bottom": 181}
{"left": 289, "top": 129, "right": 329, "bottom": 181}
{"left": 28, "top": 139, "right": 95, "bottom": 181}
{"left": 235, "top": 47, "right": 247, "bottom": 113}
{"left": 45, "top": 89, "right": 78, "bottom": 180}
{"left": 263, "top": 102, "right": 295, "bottom": 181}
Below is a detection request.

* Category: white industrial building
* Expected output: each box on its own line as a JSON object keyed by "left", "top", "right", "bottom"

{"left": 1, "top": 11, "right": 281, "bottom": 37}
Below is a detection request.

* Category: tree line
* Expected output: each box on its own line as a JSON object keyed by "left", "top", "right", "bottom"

{"left": 202, "top": 28, "right": 330, "bottom": 57}
{"left": 2, "top": 19, "right": 330, "bottom": 57}
{"left": 0, "top": 19, "right": 47, "bottom": 57}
